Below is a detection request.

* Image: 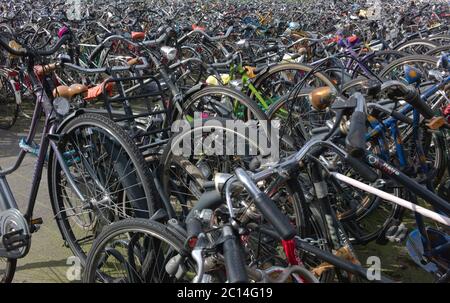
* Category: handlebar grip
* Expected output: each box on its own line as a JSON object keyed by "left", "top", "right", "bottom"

{"left": 345, "top": 93, "right": 367, "bottom": 158}
{"left": 404, "top": 87, "right": 434, "bottom": 119}
{"left": 384, "top": 81, "right": 434, "bottom": 119}
{"left": 345, "top": 111, "right": 367, "bottom": 158}
{"left": 253, "top": 192, "right": 296, "bottom": 240}
{"left": 344, "top": 155, "right": 378, "bottom": 183}
{"left": 222, "top": 226, "right": 249, "bottom": 283}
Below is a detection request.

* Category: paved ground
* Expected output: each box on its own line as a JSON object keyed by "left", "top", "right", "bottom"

{"left": 0, "top": 117, "right": 73, "bottom": 283}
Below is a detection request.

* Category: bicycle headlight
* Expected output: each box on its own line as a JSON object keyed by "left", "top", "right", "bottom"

{"left": 309, "top": 86, "right": 336, "bottom": 111}
{"left": 53, "top": 97, "right": 70, "bottom": 116}
{"left": 160, "top": 46, "right": 177, "bottom": 61}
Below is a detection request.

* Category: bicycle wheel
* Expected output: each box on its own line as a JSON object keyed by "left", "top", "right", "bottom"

{"left": 48, "top": 113, "right": 160, "bottom": 264}
{"left": 0, "top": 258, "right": 16, "bottom": 283}
{"left": 83, "top": 218, "right": 193, "bottom": 283}
{"left": 378, "top": 55, "right": 438, "bottom": 82}
{"left": 251, "top": 62, "right": 335, "bottom": 110}
{"left": 177, "top": 85, "right": 268, "bottom": 124}
{"left": 394, "top": 39, "right": 438, "bottom": 55}
{"left": 425, "top": 44, "right": 450, "bottom": 57}
{"left": 160, "top": 117, "right": 270, "bottom": 219}
{"left": 0, "top": 73, "right": 19, "bottom": 130}
{"left": 428, "top": 34, "right": 450, "bottom": 46}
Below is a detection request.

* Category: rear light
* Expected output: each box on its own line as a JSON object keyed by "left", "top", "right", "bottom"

{"left": 188, "top": 237, "right": 198, "bottom": 249}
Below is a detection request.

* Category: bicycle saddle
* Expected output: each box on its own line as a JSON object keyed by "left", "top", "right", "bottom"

{"left": 53, "top": 84, "right": 88, "bottom": 99}
{"left": 131, "top": 31, "right": 145, "bottom": 41}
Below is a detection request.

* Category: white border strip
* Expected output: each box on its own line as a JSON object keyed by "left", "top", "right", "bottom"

{"left": 331, "top": 172, "right": 450, "bottom": 226}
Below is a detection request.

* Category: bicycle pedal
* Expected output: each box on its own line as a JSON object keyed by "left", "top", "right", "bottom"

{"left": 2, "top": 229, "right": 29, "bottom": 252}
{"left": 31, "top": 217, "right": 43, "bottom": 225}
{"left": 30, "top": 217, "right": 43, "bottom": 233}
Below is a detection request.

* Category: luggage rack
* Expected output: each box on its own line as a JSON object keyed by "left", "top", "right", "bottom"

{"left": 101, "top": 72, "right": 173, "bottom": 155}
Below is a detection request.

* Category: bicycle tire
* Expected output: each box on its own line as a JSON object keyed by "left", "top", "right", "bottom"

{"left": 425, "top": 44, "right": 450, "bottom": 57}
{"left": 177, "top": 85, "right": 269, "bottom": 123}
{"left": 251, "top": 62, "right": 335, "bottom": 104}
{"left": 83, "top": 218, "right": 187, "bottom": 283}
{"left": 0, "top": 258, "right": 16, "bottom": 283}
{"left": 394, "top": 39, "right": 438, "bottom": 55}
{"left": 0, "top": 73, "right": 19, "bottom": 130}
{"left": 378, "top": 55, "right": 438, "bottom": 80}
{"left": 48, "top": 113, "right": 160, "bottom": 265}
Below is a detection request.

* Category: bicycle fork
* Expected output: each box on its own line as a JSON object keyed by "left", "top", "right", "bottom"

{"left": 309, "top": 161, "right": 361, "bottom": 281}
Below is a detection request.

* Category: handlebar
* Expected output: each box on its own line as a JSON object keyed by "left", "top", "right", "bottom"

{"left": 345, "top": 92, "right": 367, "bottom": 158}
{"left": 234, "top": 168, "right": 296, "bottom": 241}
{"left": 63, "top": 56, "right": 149, "bottom": 75}
{"left": 0, "top": 33, "right": 70, "bottom": 57}
{"left": 211, "top": 26, "right": 233, "bottom": 41}
{"left": 88, "top": 32, "right": 169, "bottom": 63}
{"left": 178, "top": 26, "right": 233, "bottom": 44}
{"left": 259, "top": 37, "right": 323, "bottom": 55}
{"left": 381, "top": 80, "right": 434, "bottom": 119}
{"left": 208, "top": 52, "right": 239, "bottom": 69}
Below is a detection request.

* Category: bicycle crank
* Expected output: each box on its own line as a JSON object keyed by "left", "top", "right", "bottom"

{"left": 0, "top": 208, "right": 31, "bottom": 258}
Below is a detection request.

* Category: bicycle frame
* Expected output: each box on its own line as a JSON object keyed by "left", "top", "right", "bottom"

{"left": 0, "top": 67, "right": 87, "bottom": 225}
{"left": 367, "top": 75, "right": 450, "bottom": 167}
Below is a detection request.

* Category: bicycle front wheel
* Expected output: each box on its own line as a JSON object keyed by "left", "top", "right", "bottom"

{"left": 83, "top": 218, "right": 193, "bottom": 283}
{"left": 48, "top": 113, "right": 160, "bottom": 264}
{"left": 0, "top": 257, "right": 16, "bottom": 283}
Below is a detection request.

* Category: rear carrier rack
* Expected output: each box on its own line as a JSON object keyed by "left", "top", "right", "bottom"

{"left": 101, "top": 73, "right": 172, "bottom": 156}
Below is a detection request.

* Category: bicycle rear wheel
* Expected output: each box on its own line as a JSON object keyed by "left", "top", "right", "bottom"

{"left": 0, "top": 73, "right": 19, "bottom": 130}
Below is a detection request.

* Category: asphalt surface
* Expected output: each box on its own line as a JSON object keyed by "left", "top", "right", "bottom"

{"left": 0, "top": 117, "right": 73, "bottom": 283}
